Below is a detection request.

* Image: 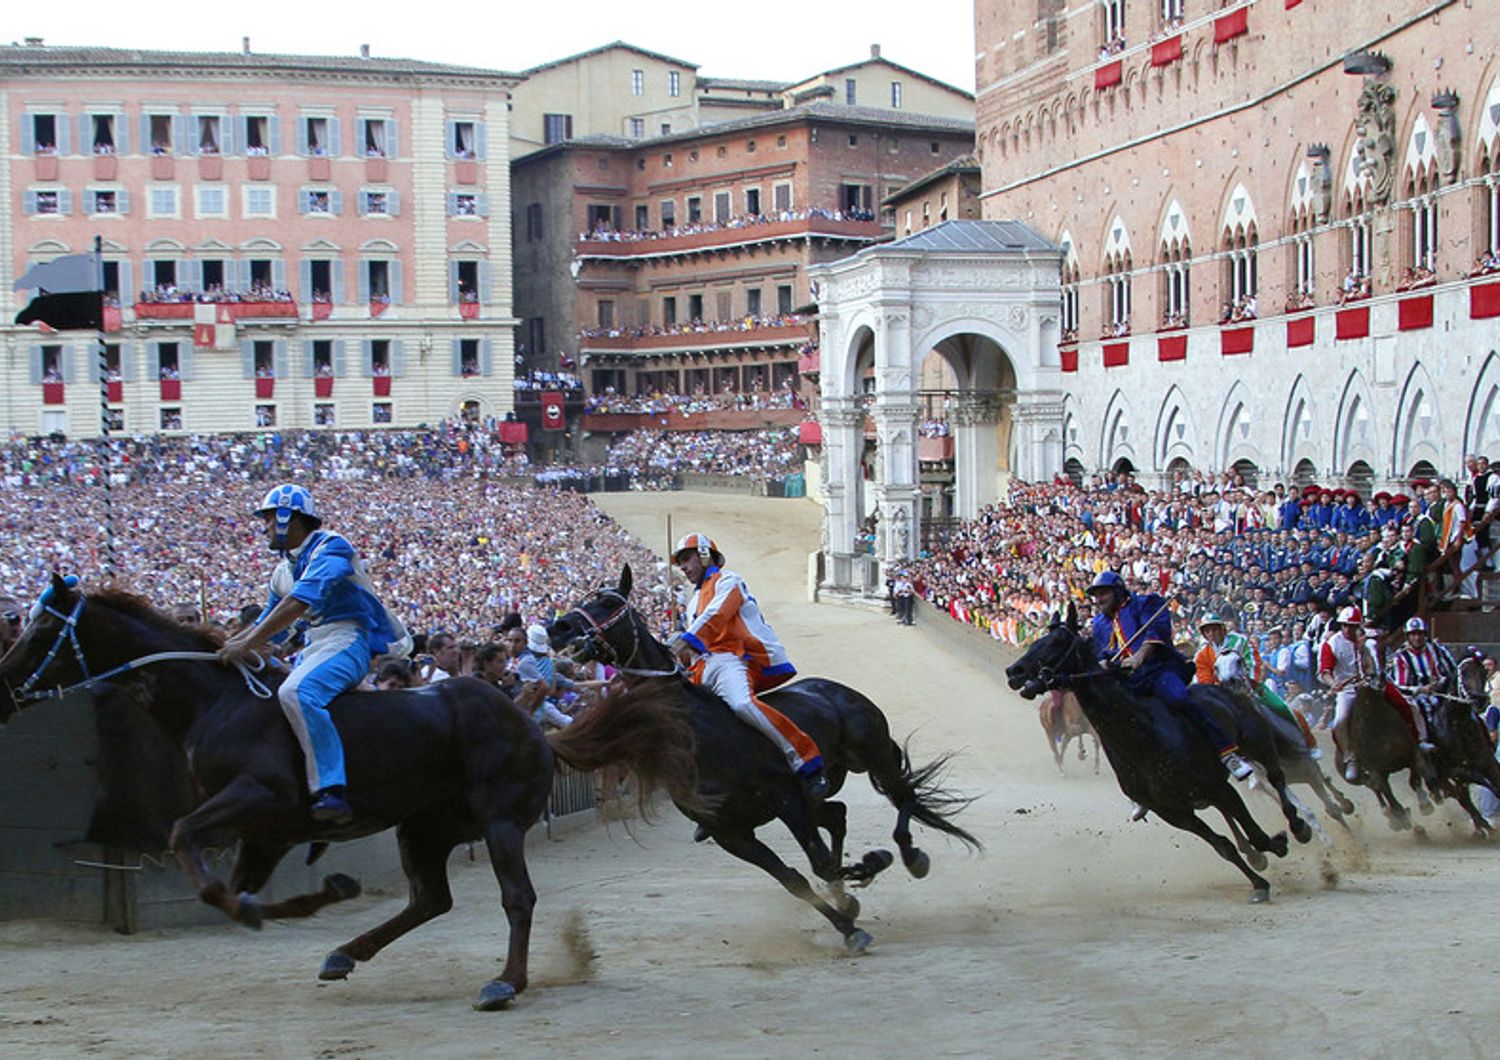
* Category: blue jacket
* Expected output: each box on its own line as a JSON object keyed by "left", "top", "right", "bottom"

{"left": 262, "top": 530, "right": 405, "bottom": 654}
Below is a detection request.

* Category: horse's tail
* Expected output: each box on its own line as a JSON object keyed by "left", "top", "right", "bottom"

{"left": 546, "top": 679, "right": 705, "bottom": 817}
{"left": 871, "top": 739, "right": 983, "bottom": 851}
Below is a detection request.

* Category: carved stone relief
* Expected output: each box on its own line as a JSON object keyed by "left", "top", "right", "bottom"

{"left": 1354, "top": 80, "right": 1397, "bottom": 204}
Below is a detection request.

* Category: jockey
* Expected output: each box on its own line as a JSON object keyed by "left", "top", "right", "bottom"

{"left": 1386, "top": 616, "right": 1450, "bottom": 752}
{"left": 1319, "top": 606, "right": 1426, "bottom": 782}
{"left": 1195, "top": 613, "right": 1322, "bottom": 758}
{"left": 668, "top": 532, "right": 828, "bottom": 799}
{"left": 1084, "top": 571, "right": 1254, "bottom": 781}
{"left": 219, "top": 484, "right": 410, "bottom": 826}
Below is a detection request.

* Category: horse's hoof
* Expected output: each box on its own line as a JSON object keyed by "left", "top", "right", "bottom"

{"left": 1418, "top": 801, "right": 1436, "bottom": 816}
{"left": 844, "top": 929, "right": 874, "bottom": 955}
{"left": 864, "top": 849, "right": 895, "bottom": 874}
{"left": 835, "top": 894, "right": 862, "bottom": 920}
{"left": 236, "top": 893, "right": 264, "bottom": 931}
{"left": 1247, "top": 850, "right": 1268, "bottom": 872}
{"left": 1269, "top": 833, "right": 1289, "bottom": 858}
{"left": 1249, "top": 887, "right": 1271, "bottom": 905}
{"left": 1291, "top": 817, "right": 1313, "bottom": 844}
{"left": 323, "top": 873, "right": 362, "bottom": 901}
{"left": 319, "top": 951, "right": 356, "bottom": 981}
{"left": 1412, "top": 824, "right": 1429, "bottom": 841}
{"left": 903, "top": 849, "right": 931, "bottom": 879}
{"left": 474, "top": 979, "right": 517, "bottom": 1011}
{"left": 1338, "top": 799, "right": 1356, "bottom": 815}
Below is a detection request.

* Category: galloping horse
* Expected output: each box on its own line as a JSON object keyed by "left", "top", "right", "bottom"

{"left": 1339, "top": 680, "right": 1434, "bottom": 830}
{"left": 1418, "top": 655, "right": 1500, "bottom": 836}
{"left": 1006, "top": 607, "right": 1312, "bottom": 903}
{"left": 549, "top": 566, "right": 981, "bottom": 954}
{"left": 1213, "top": 652, "right": 1356, "bottom": 825}
{"left": 1040, "top": 689, "right": 1099, "bottom": 775}
{"left": 0, "top": 575, "right": 697, "bottom": 1010}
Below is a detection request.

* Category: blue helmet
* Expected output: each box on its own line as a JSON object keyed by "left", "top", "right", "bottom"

{"left": 254, "top": 483, "right": 321, "bottom": 551}
{"left": 1086, "top": 570, "right": 1128, "bottom": 596}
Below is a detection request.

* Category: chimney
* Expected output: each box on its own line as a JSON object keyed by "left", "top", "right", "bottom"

{"left": 870, "top": 43, "right": 881, "bottom": 60}
{"left": 242, "top": 36, "right": 251, "bottom": 54}
{"left": 360, "top": 44, "right": 371, "bottom": 59}
{"left": 24, "top": 36, "right": 44, "bottom": 47}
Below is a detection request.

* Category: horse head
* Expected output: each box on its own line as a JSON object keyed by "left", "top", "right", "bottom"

{"left": 1006, "top": 603, "right": 1088, "bottom": 700}
{"left": 0, "top": 573, "right": 92, "bottom": 722}
{"left": 1214, "top": 650, "right": 1252, "bottom": 691}
{"left": 551, "top": 564, "right": 677, "bottom": 677}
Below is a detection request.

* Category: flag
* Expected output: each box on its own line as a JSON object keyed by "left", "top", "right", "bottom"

{"left": 14, "top": 252, "right": 103, "bottom": 331}
{"left": 540, "top": 391, "right": 565, "bottom": 431}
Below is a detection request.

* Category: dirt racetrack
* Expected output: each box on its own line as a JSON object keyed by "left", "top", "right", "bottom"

{"left": 3, "top": 491, "right": 1498, "bottom": 1059}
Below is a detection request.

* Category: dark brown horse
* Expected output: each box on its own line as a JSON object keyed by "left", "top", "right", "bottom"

{"left": 549, "top": 566, "right": 980, "bottom": 954}
{"left": 1340, "top": 681, "right": 1434, "bottom": 830}
{"left": 0, "top": 575, "right": 697, "bottom": 1010}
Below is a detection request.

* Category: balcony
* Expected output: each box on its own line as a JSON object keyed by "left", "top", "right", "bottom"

{"left": 150, "top": 155, "right": 175, "bottom": 180}
{"left": 34, "top": 154, "right": 60, "bottom": 181}
{"left": 247, "top": 156, "right": 271, "bottom": 181}
{"left": 459, "top": 301, "right": 481, "bottom": 320}
{"left": 135, "top": 302, "right": 195, "bottom": 320}
{"left": 580, "top": 320, "right": 814, "bottom": 356}
{"left": 198, "top": 155, "right": 223, "bottom": 181}
{"left": 366, "top": 157, "right": 388, "bottom": 182}
{"left": 92, "top": 154, "right": 118, "bottom": 180}
{"left": 581, "top": 407, "right": 803, "bottom": 433}
{"left": 454, "top": 160, "right": 478, "bottom": 186}
{"left": 575, "top": 215, "right": 885, "bottom": 261}
{"left": 227, "top": 300, "right": 298, "bottom": 320}
{"left": 307, "top": 157, "right": 331, "bottom": 181}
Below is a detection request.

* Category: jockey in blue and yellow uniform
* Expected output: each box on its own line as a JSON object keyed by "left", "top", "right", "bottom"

{"left": 1084, "top": 571, "right": 1254, "bottom": 781}
{"left": 669, "top": 532, "right": 828, "bottom": 799}
{"left": 219, "top": 484, "right": 409, "bottom": 825}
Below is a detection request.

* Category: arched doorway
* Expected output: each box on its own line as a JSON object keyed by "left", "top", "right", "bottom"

{"left": 1231, "top": 458, "right": 1259, "bottom": 490}
{"left": 1345, "top": 459, "right": 1375, "bottom": 498}
{"left": 1407, "top": 459, "right": 1438, "bottom": 486}
{"left": 809, "top": 220, "right": 1064, "bottom": 592}
{"left": 1292, "top": 458, "right": 1318, "bottom": 488}
{"left": 1064, "top": 457, "right": 1087, "bottom": 485}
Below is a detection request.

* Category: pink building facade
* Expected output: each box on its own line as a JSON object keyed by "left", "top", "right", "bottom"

{"left": 2, "top": 44, "right": 519, "bottom": 437}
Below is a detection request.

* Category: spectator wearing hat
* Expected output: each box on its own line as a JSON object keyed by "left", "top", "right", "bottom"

{"left": 514, "top": 624, "right": 576, "bottom": 729}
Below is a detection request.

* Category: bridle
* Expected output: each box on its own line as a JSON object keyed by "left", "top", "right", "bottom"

{"left": 1026, "top": 626, "right": 1103, "bottom": 693}
{"left": 7, "top": 596, "right": 272, "bottom": 712}
{"left": 559, "top": 588, "right": 681, "bottom": 679}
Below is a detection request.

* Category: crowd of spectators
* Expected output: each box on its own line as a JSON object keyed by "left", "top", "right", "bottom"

{"left": 1472, "top": 250, "right": 1500, "bottom": 277}
{"left": 578, "top": 313, "right": 807, "bottom": 341}
{"left": 584, "top": 385, "right": 798, "bottom": 416}
{"left": 514, "top": 369, "right": 584, "bottom": 392}
{"left": 912, "top": 465, "right": 1492, "bottom": 680}
{"left": 1339, "top": 269, "right": 1373, "bottom": 304}
{"left": 603, "top": 427, "right": 802, "bottom": 481}
{"left": 0, "top": 454, "right": 673, "bottom": 648}
{"left": 577, "top": 206, "right": 876, "bottom": 245}
{"left": 136, "top": 284, "right": 296, "bottom": 306}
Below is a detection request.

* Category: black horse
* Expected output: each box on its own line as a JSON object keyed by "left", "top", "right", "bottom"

{"left": 1339, "top": 682, "right": 1434, "bottom": 830}
{"left": 1005, "top": 607, "right": 1312, "bottom": 903}
{"left": 0, "top": 575, "right": 697, "bottom": 1010}
{"left": 1418, "top": 657, "right": 1500, "bottom": 836}
{"left": 548, "top": 565, "right": 981, "bottom": 953}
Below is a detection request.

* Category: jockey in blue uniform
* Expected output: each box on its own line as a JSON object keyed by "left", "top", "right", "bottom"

{"left": 219, "top": 484, "right": 409, "bottom": 825}
{"left": 1084, "top": 571, "right": 1254, "bottom": 782}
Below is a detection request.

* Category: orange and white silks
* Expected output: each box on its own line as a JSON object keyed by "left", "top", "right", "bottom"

{"left": 681, "top": 566, "right": 820, "bottom": 771}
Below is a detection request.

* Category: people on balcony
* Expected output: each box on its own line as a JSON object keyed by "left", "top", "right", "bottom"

{"left": 577, "top": 206, "right": 876, "bottom": 245}
{"left": 138, "top": 283, "right": 295, "bottom": 306}
{"left": 579, "top": 313, "right": 806, "bottom": 341}
{"left": 1340, "top": 269, "right": 1372, "bottom": 304}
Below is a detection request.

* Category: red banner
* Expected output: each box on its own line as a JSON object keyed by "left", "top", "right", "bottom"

{"left": 255, "top": 378, "right": 275, "bottom": 399}
{"left": 1151, "top": 36, "right": 1182, "bottom": 67}
{"left": 102, "top": 305, "right": 123, "bottom": 333}
{"left": 1103, "top": 342, "right": 1129, "bottom": 368}
{"left": 498, "top": 421, "right": 529, "bottom": 445}
{"left": 1221, "top": 326, "right": 1255, "bottom": 355}
{"left": 1060, "top": 347, "right": 1078, "bottom": 373}
{"left": 107, "top": 381, "right": 123, "bottom": 403}
{"left": 1286, "top": 315, "right": 1315, "bottom": 348}
{"left": 312, "top": 301, "right": 333, "bottom": 321}
{"left": 1471, "top": 280, "right": 1500, "bottom": 319}
{"left": 1157, "top": 334, "right": 1187, "bottom": 362}
{"left": 1214, "top": 6, "right": 1248, "bottom": 44}
{"left": 372, "top": 375, "right": 392, "bottom": 397}
{"left": 42, "top": 382, "right": 65, "bottom": 405}
{"left": 540, "top": 390, "right": 566, "bottom": 431}
{"left": 193, "top": 322, "right": 217, "bottom": 349}
{"left": 1336, "top": 306, "right": 1369, "bottom": 340}
{"left": 1398, "top": 294, "right": 1434, "bottom": 331}
{"left": 315, "top": 376, "right": 334, "bottom": 398}
{"left": 1094, "top": 60, "right": 1122, "bottom": 90}
{"left": 160, "top": 379, "right": 181, "bottom": 402}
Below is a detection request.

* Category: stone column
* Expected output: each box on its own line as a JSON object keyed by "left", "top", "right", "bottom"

{"left": 819, "top": 400, "right": 866, "bottom": 589}
{"left": 1010, "top": 391, "right": 1066, "bottom": 483}
{"left": 951, "top": 389, "right": 1005, "bottom": 519}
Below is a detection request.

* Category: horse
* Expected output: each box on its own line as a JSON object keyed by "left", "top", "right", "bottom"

{"left": 0, "top": 574, "right": 698, "bottom": 1010}
{"left": 548, "top": 565, "right": 981, "bottom": 954}
{"left": 1213, "top": 652, "right": 1356, "bottom": 825}
{"left": 1040, "top": 689, "right": 1099, "bottom": 775}
{"left": 1338, "top": 680, "right": 1434, "bottom": 830}
{"left": 1005, "top": 607, "right": 1312, "bottom": 903}
{"left": 1413, "top": 655, "right": 1500, "bottom": 837}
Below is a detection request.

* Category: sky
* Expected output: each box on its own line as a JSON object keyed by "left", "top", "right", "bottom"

{"left": 6, "top": 0, "right": 978, "bottom": 92}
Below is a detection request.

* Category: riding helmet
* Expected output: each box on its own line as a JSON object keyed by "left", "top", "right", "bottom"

{"left": 255, "top": 483, "right": 321, "bottom": 551}
{"left": 673, "top": 532, "right": 724, "bottom": 566}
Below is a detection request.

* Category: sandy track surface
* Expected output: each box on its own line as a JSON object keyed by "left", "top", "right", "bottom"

{"left": 2, "top": 492, "right": 1497, "bottom": 1059}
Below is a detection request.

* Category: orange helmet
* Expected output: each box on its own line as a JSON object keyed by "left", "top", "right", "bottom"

{"left": 673, "top": 532, "right": 723, "bottom": 566}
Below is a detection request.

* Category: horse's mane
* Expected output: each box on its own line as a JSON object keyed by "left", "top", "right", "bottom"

{"left": 92, "top": 588, "right": 225, "bottom": 650}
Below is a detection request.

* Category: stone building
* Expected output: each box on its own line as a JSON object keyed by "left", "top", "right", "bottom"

{"left": 512, "top": 103, "right": 976, "bottom": 398}
{"left": 885, "top": 153, "right": 982, "bottom": 237}
{"left": 2, "top": 41, "right": 519, "bottom": 438}
{"left": 974, "top": 0, "right": 1500, "bottom": 491}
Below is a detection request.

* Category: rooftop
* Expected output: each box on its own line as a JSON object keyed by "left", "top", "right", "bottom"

{"left": 883, "top": 219, "right": 1058, "bottom": 254}
{"left": 0, "top": 43, "right": 522, "bottom": 82}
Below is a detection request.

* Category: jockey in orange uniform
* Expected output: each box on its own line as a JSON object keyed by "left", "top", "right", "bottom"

{"left": 669, "top": 532, "right": 829, "bottom": 799}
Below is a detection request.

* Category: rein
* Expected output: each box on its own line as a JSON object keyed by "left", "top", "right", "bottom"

{"left": 12, "top": 597, "right": 273, "bottom": 708}
{"left": 562, "top": 589, "right": 681, "bottom": 679}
